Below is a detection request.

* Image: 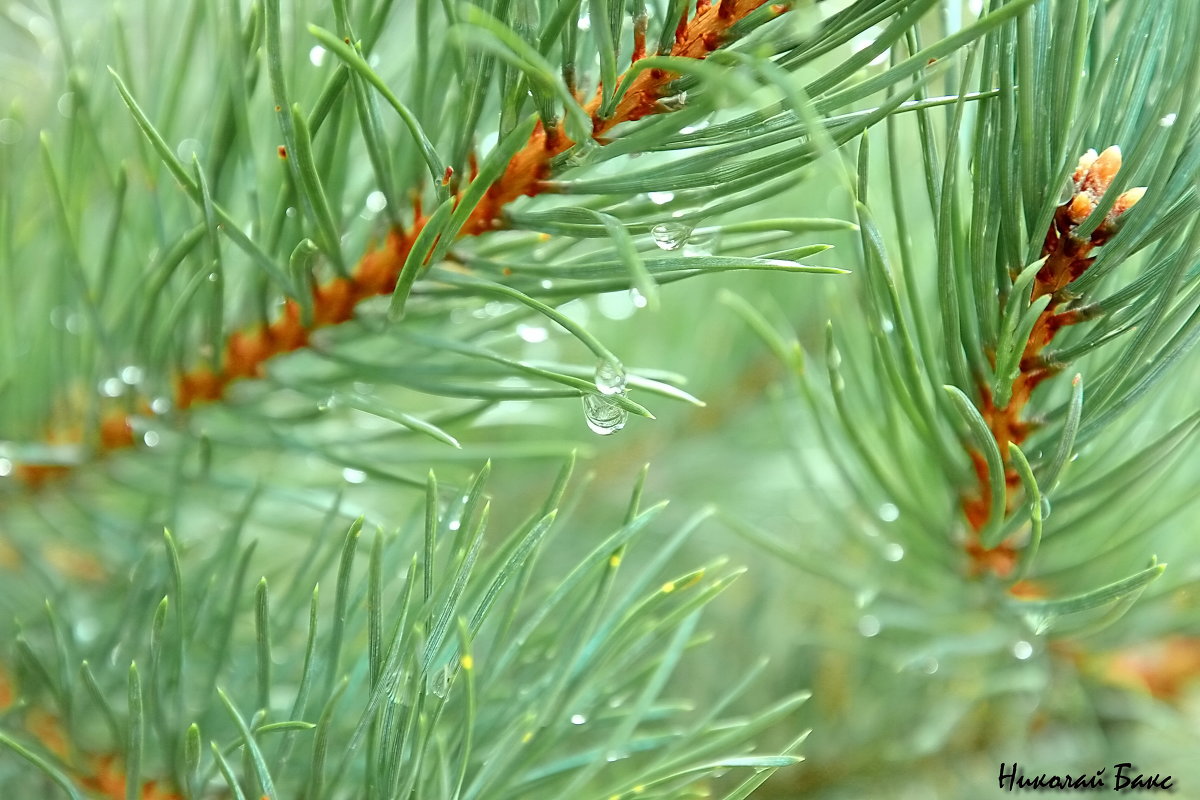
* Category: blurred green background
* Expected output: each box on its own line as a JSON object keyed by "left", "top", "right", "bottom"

{"left": 4, "top": 1, "right": 1200, "bottom": 797}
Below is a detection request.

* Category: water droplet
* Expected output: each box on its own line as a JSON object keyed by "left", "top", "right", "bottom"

{"left": 0, "top": 118, "right": 23, "bottom": 145}
{"left": 883, "top": 542, "right": 904, "bottom": 562}
{"left": 605, "top": 749, "right": 629, "bottom": 762}
{"left": 877, "top": 502, "right": 900, "bottom": 522}
{"left": 1039, "top": 496, "right": 1052, "bottom": 520}
{"left": 143, "top": 431, "right": 160, "bottom": 447}
{"left": 850, "top": 27, "right": 882, "bottom": 55}
{"left": 1058, "top": 175, "right": 1077, "bottom": 204}
{"left": 309, "top": 45, "right": 327, "bottom": 67}
{"left": 176, "top": 138, "right": 202, "bottom": 160}
{"left": 469, "top": 300, "right": 508, "bottom": 320}
{"left": 1021, "top": 610, "right": 1052, "bottom": 636}
{"left": 919, "top": 656, "right": 939, "bottom": 675}
{"left": 881, "top": 317, "right": 895, "bottom": 333}
{"left": 429, "top": 664, "right": 451, "bottom": 698}
{"left": 99, "top": 377, "right": 123, "bottom": 398}
{"left": 207, "top": 272, "right": 219, "bottom": 282}
{"left": 577, "top": 13, "right": 590, "bottom": 30}
{"left": 365, "top": 190, "right": 387, "bottom": 213}
{"left": 285, "top": 206, "right": 297, "bottom": 218}
{"left": 569, "top": 713, "right": 587, "bottom": 725}
{"left": 151, "top": 397, "right": 172, "bottom": 414}
{"left": 582, "top": 358, "right": 629, "bottom": 435}
{"left": 51, "top": 307, "right": 83, "bottom": 334}
{"left": 651, "top": 222, "right": 691, "bottom": 251}
{"left": 582, "top": 394, "right": 628, "bottom": 436}
{"left": 342, "top": 467, "right": 367, "bottom": 484}
{"left": 857, "top": 615, "right": 881, "bottom": 637}
{"left": 597, "top": 290, "right": 637, "bottom": 320}
{"left": 1160, "top": 112, "right": 1178, "bottom": 127}
{"left": 629, "top": 288, "right": 648, "bottom": 308}
{"left": 647, "top": 191, "right": 675, "bottom": 205}
{"left": 517, "top": 324, "right": 549, "bottom": 343}
{"left": 1012, "top": 640, "right": 1034, "bottom": 660}
{"left": 540, "top": 279, "right": 554, "bottom": 290}
{"left": 73, "top": 617, "right": 100, "bottom": 644}
{"left": 16, "top": 10, "right": 50, "bottom": 41}
{"left": 0, "top": 458, "right": 12, "bottom": 477}
{"left": 682, "top": 227, "right": 718, "bottom": 257}
{"left": 120, "top": 365, "right": 144, "bottom": 385}
{"left": 593, "top": 359, "right": 627, "bottom": 396}
{"left": 448, "top": 519, "right": 462, "bottom": 531}
{"left": 57, "top": 92, "right": 75, "bottom": 118}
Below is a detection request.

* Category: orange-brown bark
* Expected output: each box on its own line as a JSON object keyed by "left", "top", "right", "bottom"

{"left": 964, "top": 147, "right": 1146, "bottom": 578}
{"left": 462, "top": 0, "right": 778, "bottom": 235}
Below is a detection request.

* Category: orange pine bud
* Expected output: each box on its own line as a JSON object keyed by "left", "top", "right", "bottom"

{"left": 1080, "top": 145, "right": 1121, "bottom": 195}
{"left": 1110, "top": 186, "right": 1146, "bottom": 218}
{"left": 1066, "top": 192, "right": 1094, "bottom": 224}
{"left": 1072, "top": 148, "right": 1098, "bottom": 186}
{"left": 1063, "top": 146, "right": 1141, "bottom": 232}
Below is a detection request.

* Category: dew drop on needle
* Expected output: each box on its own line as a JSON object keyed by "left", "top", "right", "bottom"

{"left": 582, "top": 394, "right": 628, "bottom": 436}
{"left": 584, "top": 359, "right": 630, "bottom": 435}
{"left": 593, "top": 358, "right": 627, "bottom": 396}
{"left": 682, "top": 227, "right": 718, "bottom": 257}
{"left": 651, "top": 222, "right": 691, "bottom": 251}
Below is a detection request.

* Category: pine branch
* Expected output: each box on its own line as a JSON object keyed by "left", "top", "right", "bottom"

{"left": 7, "top": 0, "right": 789, "bottom": 490}
{"left": 13, "top": 1, "right": 1199, "bottom": 797}
{"left": 719, "top": 2, "right": 1200, "bottom": 790}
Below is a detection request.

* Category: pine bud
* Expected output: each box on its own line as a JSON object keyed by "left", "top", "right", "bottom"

{"left": 1061, "top": 145, "right": 1144, "bottom": 230}
{"left": 1066, "top": 192, "right": 1094, "bottom": 224}
{"left": 1080, "top": 145, "right": 1122, "bottom": 195}
{"left": 1072, "top": 148, "right": 1099, "bottom": 187}
{"left": 1110, "top": 186, "right": 1146, "bottom": 219}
